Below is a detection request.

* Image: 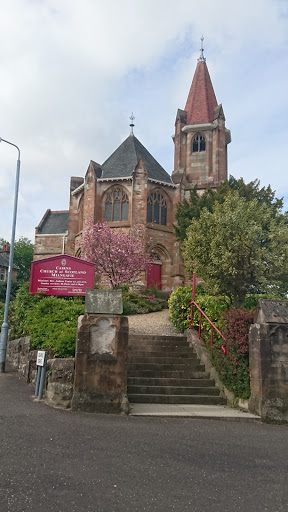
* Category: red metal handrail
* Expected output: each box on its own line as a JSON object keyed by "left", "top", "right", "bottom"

{"left": 189, "top": 300, "right": 227, "bottom": 354}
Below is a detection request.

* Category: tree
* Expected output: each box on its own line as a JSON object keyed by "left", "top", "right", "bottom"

{"left": 0, "top": 237, "right": 34, "bottom": 283}
{"left": 174, "top": 176, "right": 287, "bottom": 242}
{"left": 80, "top": 222, "right": 154, "bottom": 288}
{"left": 182, "top": 191, "right": 288, "bottom": 307}
{"left": 13, "top": 237, "right": 34, "bottom": 282}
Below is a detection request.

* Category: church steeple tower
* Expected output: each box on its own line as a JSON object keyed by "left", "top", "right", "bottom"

{"left": 172, "top": 39, "right": 231, "bottom": 191}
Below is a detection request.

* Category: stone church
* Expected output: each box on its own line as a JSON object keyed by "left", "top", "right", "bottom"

{"left": 33, "top": 43, "right": 231, "bottom": 290}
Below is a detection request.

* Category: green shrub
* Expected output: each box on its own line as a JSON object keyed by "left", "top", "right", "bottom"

{"left": 9, "top": 284, "right": 84, "bottom": 357}
{"left": 0, "top": 280, "right": 22, "bottom": 302}
{"left": 144, "top": 286, "right": 170, "bottom": 303}
{"left": 25, "top": 296, "right": 84, "bottom": 357}
{"left": 208, "top": 308, "right": 255, "bottom": 399}
{"left": 122, "top": 290, "right": 167, "bottom": 315}
{"left": 9, "top": 283, "right": 43, "bottom": 338}
{"left": 7, "top": 285, "right": 168, "bottom": 358}
{"left": 168, "top": 286, "right": 230, "bottom": 333}
{"left": 168, "top": 286, "right": 193, "bottom": 332}
{"left": 168, "top": 286, "right": 254, "bottom": 399}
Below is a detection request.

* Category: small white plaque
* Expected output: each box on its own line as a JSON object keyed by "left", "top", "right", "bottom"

{"left": 36, "top": 351, "right": 46, "bottom": 367}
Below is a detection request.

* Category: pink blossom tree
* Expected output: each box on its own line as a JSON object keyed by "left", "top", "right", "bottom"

{"left": 80, "top": 222, "right": 154, "bottom": 288}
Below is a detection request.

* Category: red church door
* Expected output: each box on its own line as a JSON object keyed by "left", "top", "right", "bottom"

{"left": 147, "top": 264, "right": 161, "bottom": 290}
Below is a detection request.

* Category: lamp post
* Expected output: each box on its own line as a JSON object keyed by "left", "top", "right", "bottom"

{"left": 0, "top": 137, "right": 21, "bottom": 373}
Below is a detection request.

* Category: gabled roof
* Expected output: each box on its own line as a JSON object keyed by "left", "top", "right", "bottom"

{"left": 0, "top": 253, "right": 17, "bottom": 269}
{"left": 37, "top": 210, "right": 69, "bottom": 234}
{"left": 184, "top": 60, "right": 218, "bottom": 125}
{"left": 101, "top": 134, "right": 172, "bottom": 184}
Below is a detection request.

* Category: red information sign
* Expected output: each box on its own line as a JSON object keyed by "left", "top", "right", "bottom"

{"left": 29, "top": 255, "right": 95, "bottom": 296}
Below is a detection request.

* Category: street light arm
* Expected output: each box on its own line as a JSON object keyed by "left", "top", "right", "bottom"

{"left": 0, "top": 137, "right": 20, "bottom": 161}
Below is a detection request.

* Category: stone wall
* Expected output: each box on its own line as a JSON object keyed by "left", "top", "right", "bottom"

{"left": 249, "top": 299, "right": 288, "bottom": 423}
{"left": 6, "top": 337, "right": 74, "bottom": 409}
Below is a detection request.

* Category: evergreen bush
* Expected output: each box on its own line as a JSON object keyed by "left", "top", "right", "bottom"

{"left": 122, "top": 290, "right": 167, "bottom": 315}
{"left": 9, "top": 284, "right": 84, "bottom": 357}
{"left": 168, "top": 285, "right": 255, "bottom": 399}
{"left": 168, "top": 286, "right": 230, "bottom": 333}
{"left": 7, "top": 285, "right": 168, "bottom": 358}
{"left": 210, "top": 308, "right": 255, "bottom": 399}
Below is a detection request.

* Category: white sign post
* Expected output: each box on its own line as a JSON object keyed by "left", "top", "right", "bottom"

{"left": 36, "top": 351, "right": 46, "bottom": 367}
{"left": 35, "top": 351, "right": 47, "bottom": 400}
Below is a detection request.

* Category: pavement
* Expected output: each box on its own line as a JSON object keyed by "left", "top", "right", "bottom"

{"left": 129, "top": 403, "right": 261, "bottom": 421}
{"left": 0, "top": 367, "right": 287, "bottom": 512}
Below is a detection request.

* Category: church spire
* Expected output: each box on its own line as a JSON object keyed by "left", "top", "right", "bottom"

{"left": 172, "top": 39, "right": 231, "bottom": 188}
{"left": 184, "top": 41, "right": 217, "bottom": 125}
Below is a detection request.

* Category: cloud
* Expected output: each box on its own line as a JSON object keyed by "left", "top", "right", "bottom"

{"left": 0, "top": 0, "right": 287, "bottom": 241}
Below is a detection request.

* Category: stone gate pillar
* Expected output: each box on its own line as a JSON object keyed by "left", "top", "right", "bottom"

{"left": 71, "top": 289, "right": 129, "bottom": 414}
{"left": 249, "top": 299, "right": 288, "bottom": 423}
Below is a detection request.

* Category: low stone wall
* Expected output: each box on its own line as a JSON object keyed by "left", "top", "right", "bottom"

{"left": 6, "top": 336, "right": 38, "bottom": 382}
{"left": 6, "top": 337, "right": 75, "bottom": 409}
{"left": 46, "top": 358, "right": 75, "bottom": 409}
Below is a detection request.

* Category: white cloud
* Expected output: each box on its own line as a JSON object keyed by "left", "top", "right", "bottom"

{"left": 0, "top": 0, "right": 287, "bottom": 241}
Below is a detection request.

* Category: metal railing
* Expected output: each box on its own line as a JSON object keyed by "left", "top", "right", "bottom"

{"left": 189, "top": 300, "right": 227, "bottom": 355}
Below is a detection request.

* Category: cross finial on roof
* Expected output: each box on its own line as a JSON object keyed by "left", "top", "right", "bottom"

{"left": 129, "top": 112, "right": 135, "bottom": 135}
{"left": 198, "top": 36, "right": 206, "bottom": 62}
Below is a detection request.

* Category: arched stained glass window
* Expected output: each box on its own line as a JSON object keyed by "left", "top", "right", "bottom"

{"left": 192, "top": 133, "right": 206, "bottom": 152}
{"left": 147, "top": 190, "right": 167, "bottom": 226}
{"left": 104, "top": 187, "right": 129, "bottom": 222}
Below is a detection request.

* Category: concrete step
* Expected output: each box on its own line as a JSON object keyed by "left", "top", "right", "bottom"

{"left": 128, "top": 347, "right": 193, "bottom": 356}
{"left": 127, "top": 385, "right": 221, "bottom": 396}
{"left": 128, "top": 394, "right": 227, "bottom": 405}
{"left": 127, "top": 377, "right": 215, "bottom": 387}
{"left": 129, "top": 403, "right": 261, "bottom": 421}
{"left": 128, "top": 370, "right": 211, "bottom": 379}
{"left": 129, "top": 335, "right": 187, "bottom": 344}
{"left": 128, "top": 362, "right": 205, "bottom": 372}
{"left": 128, "top": 340, "right": 188, "bottom": 350}
{"left": 128, "top": 355, "right": 199, "bottom": 364}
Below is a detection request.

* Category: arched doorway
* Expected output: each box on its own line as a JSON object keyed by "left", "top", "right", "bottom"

{"left": 147, "top": 256, "right": 162, "bottom": 289}
{"left": 147, "top": 244, "right": 172, "bottom": 290}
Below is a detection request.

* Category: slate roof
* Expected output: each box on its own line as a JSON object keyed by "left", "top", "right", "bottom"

{"left": 37, "top": 211, "right": 69, "bottom": 234}
{"left": 0, "top": 253, "right": 17, "bottom": 269}
{"left": 101, "top": 134, "right": 172, "bottom": 184}
{"left": 185, "top": 60, "right": 218, "bottom": 125}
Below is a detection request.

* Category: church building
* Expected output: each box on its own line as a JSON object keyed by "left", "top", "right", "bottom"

{"left": 33, "top": 41, "right": 231, "bottom": 290}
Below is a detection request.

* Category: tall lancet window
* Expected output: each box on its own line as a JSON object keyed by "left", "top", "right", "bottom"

{"left": 147, "top": 190, "right": 167, "bottom": 226}
{"left": 192, "top": 133, "right": 206, "bottom": 152}
{"left": 104, "top": 187, "right": 129, "bottom": 222}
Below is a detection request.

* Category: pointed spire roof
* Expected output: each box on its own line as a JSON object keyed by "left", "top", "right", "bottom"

{"left": 184, "top": 59, "right": 218, "bottom": 125}
{"left": 101, "top": 134, "right": 172, "bottom": 184}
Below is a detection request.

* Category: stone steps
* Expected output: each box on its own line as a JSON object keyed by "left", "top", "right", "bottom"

{"left": 128, "top": 394, "right": 226, "bottom": 405}
{"left": 128, "top": 377, "right": 215, "bottom": 387}
{"left": 128, "top": 355, "right": 199, "bottom": 364}
{"left": 128, "top": 348, "right": 195, "bottom": 356}
{"left": 128, "top": 385, "right": 220, "bottom": 396}
{"left": 128, "top": 362, "right": 205, "bottom": 372}
{"left": 129, "top": 335, "right": 187, "bottom": 344}
{"left": 128, "top": 334, "right": 226, "bottom": 406}
{"left": 128, "top": 369, "right": 211, "bottom": 379}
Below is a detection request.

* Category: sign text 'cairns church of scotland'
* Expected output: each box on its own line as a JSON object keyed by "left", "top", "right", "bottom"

{"left": 29, "top": 255, "right": 95, "bottom": 296}
{"left": 32, "top": 38, "right": 231, "bottom": 290}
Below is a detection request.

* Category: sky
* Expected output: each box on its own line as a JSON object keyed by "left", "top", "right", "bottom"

{"left": 0, "top": 0, "right": 288, "bottom": 242}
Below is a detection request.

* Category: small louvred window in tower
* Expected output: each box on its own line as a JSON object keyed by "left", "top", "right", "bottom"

{"left": 192, "top": 133, "right": 206, "bottom": 152}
